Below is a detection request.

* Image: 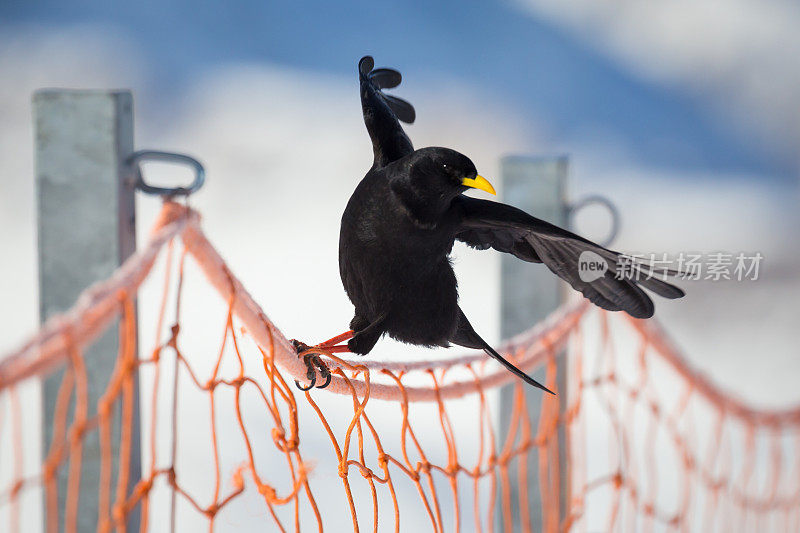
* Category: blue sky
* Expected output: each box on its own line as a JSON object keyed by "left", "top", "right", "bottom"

{"left": 2, "top": 0, "right": 794, "bottom": 181}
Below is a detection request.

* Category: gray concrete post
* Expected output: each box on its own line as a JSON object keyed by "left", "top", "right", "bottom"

{"left": 34, "top": 90, "right": 141, "bottom": 531}
{"left": 497, "top": 155, "right": 569, "bottom": 532}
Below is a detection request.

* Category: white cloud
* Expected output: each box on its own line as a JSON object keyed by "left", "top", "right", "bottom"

{"left": 512, "top": 0, "right": 800, "bottom": 159}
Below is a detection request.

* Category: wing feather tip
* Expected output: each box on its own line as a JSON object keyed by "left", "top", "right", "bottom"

{"left": 359, "top": 55, "right": 374, "bottom": 76}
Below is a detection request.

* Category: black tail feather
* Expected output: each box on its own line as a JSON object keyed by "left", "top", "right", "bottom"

{"left": 482, "top": 344, "right": 555, "bottom": 395}
{"left": 451, "top": 307, "right": 554, "bottom": 394}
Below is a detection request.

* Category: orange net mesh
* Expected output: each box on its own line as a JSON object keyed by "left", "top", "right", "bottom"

{"left": 1, "top": 201, "right": 798, "bottom": 532}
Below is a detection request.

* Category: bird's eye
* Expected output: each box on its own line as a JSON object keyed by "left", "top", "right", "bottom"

{"left": 442, "top": 164, "right": 449, "bottom": 170}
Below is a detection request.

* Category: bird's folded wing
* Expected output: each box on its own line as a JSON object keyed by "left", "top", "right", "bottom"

{"left": 359, "top": 56, "right": 416, "bottom": 167}
{"left": 453, "top": 196, "right": 684, "bottom": 319}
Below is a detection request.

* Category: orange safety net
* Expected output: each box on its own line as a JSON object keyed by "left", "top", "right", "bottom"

{"left": 1, "top": 201, "right": 798, "bottom": 532}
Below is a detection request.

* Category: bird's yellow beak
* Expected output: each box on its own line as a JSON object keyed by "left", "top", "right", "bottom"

{"left": 461, "top": 175, "right": 496, "bottom": 195}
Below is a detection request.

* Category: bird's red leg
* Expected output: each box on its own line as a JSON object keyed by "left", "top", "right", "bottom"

{"left": 290, "top": 331, "right": 353, "bottom": 391}
{"left": 289, "top": 330, "right": 352, "bottom": 353}
{"left": 321, "top": 344, "right": 351, "bottom": 353}
{"left": 318, "top": 330, "right": 354, "bottom": 348}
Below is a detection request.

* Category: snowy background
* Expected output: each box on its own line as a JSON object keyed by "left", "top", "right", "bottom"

{"left": 0, "top": 0, "right": 798, "bottom": 530}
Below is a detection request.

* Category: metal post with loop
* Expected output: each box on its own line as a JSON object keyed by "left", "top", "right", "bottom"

{"left": 127, "top": 150, "right": 206, "bottom": 198}
{"left": 35, "top": 89, "right": 205, "bottom": 531}
{"left": 497, "top": 155, "right": 619, "bottom": 532}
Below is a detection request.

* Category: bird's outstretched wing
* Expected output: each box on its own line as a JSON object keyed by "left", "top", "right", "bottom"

{"left": 359, "top": 56, "right": 415, "bottom": 168}
{"left": 454, "top": 196, "right": 684, "bottom": 319}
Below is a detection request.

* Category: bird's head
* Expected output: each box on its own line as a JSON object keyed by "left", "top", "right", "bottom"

{"left": 407, "top": 147, "right": 496, "bottom": 197}
{"left": 391, "top": 147, "right": 496, "bottom": 226}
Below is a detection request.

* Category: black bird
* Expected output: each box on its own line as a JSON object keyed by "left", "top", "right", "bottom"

{"left": 297, "top": 56, "right": 684, "bottom": 393}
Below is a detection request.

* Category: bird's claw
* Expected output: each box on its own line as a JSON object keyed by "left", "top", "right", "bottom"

{"left": 294, "top": 377, "right": 316, "bottom": 391}
{"left": 291, "top": 341, "right": 332, "bottom": 391}
{"left": 291, "top": 339, "right": 310, "bottom": 353}
{"left": 307, "top": 353, "right": 332, "bottom": 389}
{"left": 318, "top": 362, "right": 332, "bottom": 388}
